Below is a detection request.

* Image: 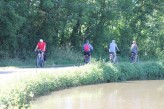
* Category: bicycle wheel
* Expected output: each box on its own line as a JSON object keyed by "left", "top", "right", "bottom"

{"left": 36, "top": 54, "right": 40, "bottom": 68}
{"left": 115, "top": 56, "right": 118, "bottom": 63}
{"left": 40, "top": 54, "right": 44, "bottom": 67}
{"left": 136, "top": 55, "right": 139, "bottom": 63}
{"left": 36, "top": 53, "right": 44, "bottom": 68}
{"left": 130, "top": 53, "right": 135, "bottom": 63}
{"left": 84, "top": 55, "right": 88, "bottom": 63}
{"left": 109, "top": 54, "right": 114, "bottom": 63}
{"left": 39, "top": 59, "right": 44, "bottom": 67}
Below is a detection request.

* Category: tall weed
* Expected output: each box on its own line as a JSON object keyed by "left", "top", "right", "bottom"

{"left": 49, "top": 45, "right": 83, "bottom": 65}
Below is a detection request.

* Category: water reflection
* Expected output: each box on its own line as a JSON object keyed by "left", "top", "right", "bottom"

{"left": 31, "top": 80, "right": 164, "bottom": 109}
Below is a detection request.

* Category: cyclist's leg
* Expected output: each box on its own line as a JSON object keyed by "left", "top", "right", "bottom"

{"left": 113, "top": 52, "right": 116, "bottom": 63}
{"left": 131, "top": 52, "right": 135, "bottom": 63}
{"left": 37, "top": 53, "right": 42, "bottom": 67}
{"left": 41, "top": 51, "right": 44, "bottom": 61}
{"left": 44, "top": 51, "right": 46, "bottom": 61}
{"left": 137, "top": 55, "right": 139, "bottom": 62}
{"left": 133, "top": 52, "right": 137, "bottom": 63}
{"left": 109, "top": 52, "right": 113, "bottom": 62}
{"left": 115, "top": 55, "right": 118, "bottom": 63}
{"left": 88, "top": 51, "right": 91, "bottom": 63}
{"left": 84, "top": 52, "right": 86, "bottom": 62}
{"left": 36, "top": 54, "right": 39, "bottom": 67}
{"left": 109, "top": 52, "right": 111, "bottom": 61}
{"left": 109, "top": 52, "right": 112, "bottom": 61}
{"left": 134, "top": 54, "right": 136, "bottom": 63}
{"left": 42, "top": 51, "right": 45, "bottom": 61}
{"left": 40, "top": 51, "right": 45, "bottom": 67}
{"left": 84, "top": 52, "right": 89, "bottom": 63}
{"left": 135, "top": 54, "right": 138, "bottom": 63}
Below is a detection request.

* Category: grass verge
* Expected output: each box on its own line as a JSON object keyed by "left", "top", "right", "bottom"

{"left": 0, "top": 61, "right": 163, "bottom": 108}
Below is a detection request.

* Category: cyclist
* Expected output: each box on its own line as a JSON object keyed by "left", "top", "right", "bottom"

{"left": 109, "top": 40, "right": 119, "bottom": 63}
{"left": 35, "top": 39, "right": 46, "bottom": 61}
{"left": 131, "top": 41, "right": 138, "bottom": 63}
{"left": 82, "top": 40, "right": 93, "bottom": 63}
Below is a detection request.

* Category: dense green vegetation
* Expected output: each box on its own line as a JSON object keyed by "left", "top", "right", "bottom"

{"left": 0, "top": 61, "right": 163, "bottom": 108}
{"left": 0, "top": 0, "right": 163, "bottom": 62}
{"left": 0, "top": 46, "right": 83, "bottom": 67}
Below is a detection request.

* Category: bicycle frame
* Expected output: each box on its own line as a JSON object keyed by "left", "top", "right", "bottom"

{"left": 84, "top": 55, "right": 90, "bottom": 64}
{"left": 130, "top": 52, "right": 139, "bottom": 63}
{"left": 109, "top": 52, "right": 114, "bottom": 63}
{"left": 36, "top": 49, "right": 44, "bottom": 68}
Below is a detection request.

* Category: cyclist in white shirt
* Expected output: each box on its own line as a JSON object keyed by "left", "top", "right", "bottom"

{"left": 109, "top": 40, "right": 119, "bottom": 63}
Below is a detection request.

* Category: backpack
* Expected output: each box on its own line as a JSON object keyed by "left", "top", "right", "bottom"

{"left": 84, "top": 44, "right": 90, "bottom": 52}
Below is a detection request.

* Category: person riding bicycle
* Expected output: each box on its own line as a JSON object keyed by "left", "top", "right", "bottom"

{"left": 35, "top": 39, "right": 46, "bottom": 61}
{"left": 130, "top": 41, "right": 138, "bottom": 63}
{"left": 82, "top": 40, "right": 93, "bottom": 63}
{"left": 109, "top": 40, "right": 119, "bottom": 63}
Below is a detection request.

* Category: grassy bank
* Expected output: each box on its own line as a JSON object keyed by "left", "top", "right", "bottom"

{"left": 0, "top": 61, "right": 164, "bottom": 108}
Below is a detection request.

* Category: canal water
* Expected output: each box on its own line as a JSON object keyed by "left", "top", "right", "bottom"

{"left": 31, "top": 80, "right": 164, "bottom": 109}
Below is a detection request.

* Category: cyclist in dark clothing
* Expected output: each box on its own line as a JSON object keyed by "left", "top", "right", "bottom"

{"left": 131, "top": 41, "right": 139, "bottom": 63}
{"left": 82, "top": 40, "right": 93, "bottom": 63}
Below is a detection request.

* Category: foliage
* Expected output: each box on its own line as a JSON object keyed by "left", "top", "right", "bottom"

{"left": 49, "top": 44, "right": 83, "bottom": 65}
{"left": 0, "top": 0, "right": 163, "bottom": 61}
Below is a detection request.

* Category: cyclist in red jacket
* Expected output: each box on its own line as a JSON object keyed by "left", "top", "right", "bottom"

{"left": 82, "top": 40, "right": 93, "bottom": 63}
{"left": 35, "top": 39, "right": 46, "bottom": 61}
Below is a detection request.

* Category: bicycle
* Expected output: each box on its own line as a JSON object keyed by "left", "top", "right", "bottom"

{"left": 84, "top": 54, "right": 90, "bottom": 64}
{"left": 109, "top": 52, "right": 118, "bottom": 63}
{"left": 130, "top": 52, "right": 139, "bottom": 63}
{"left": 109, "top": 52, "right": 114, "bottom": 63}
{"left": 36, "top": 49, "right": 44, "bottom": 68}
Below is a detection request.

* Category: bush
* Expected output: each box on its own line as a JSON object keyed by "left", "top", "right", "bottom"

{"left": 47, "top": 45, "right": 83, "bottom": 65}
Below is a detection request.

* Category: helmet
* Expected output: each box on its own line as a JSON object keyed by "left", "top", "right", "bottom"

{"left": 86, "top": 40, "right": 89, "bottom": 44}
{"left": 133, "top": 41, "right": 136, "bottom": 44}
{"left": 40, "top": 39, "right": 43, "bottom": 42}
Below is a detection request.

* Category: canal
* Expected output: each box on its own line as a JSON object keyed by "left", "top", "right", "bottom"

{"left": 32, "top": 80, "right": 164, "bottom": 109}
